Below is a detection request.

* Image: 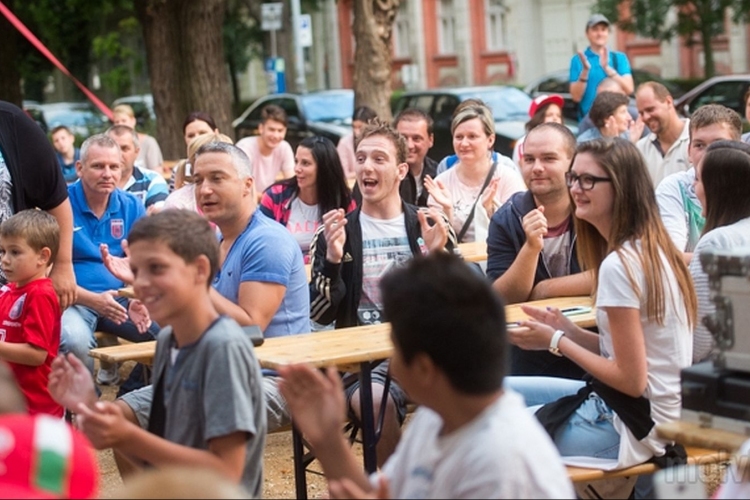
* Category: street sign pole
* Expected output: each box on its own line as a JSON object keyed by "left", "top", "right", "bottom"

{"left": 291, "top": 0, "right": 307, "bottom": 94}
{"left": 262, "top": 2, "right": 284, "bottom": 94}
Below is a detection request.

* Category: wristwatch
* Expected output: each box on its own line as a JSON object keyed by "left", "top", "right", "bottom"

{"left": 549, "top": 330, "right": 565, "bottom": 357}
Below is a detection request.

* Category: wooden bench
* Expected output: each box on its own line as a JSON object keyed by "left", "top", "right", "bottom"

{"left": 566, "top": 446, "right": 729, "bottom": 483}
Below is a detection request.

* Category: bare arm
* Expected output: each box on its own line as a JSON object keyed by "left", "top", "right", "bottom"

{"left": 492, "top": 208, "right": 547, "bottom": 303}
{"left": 608, "top": 72, "right": 634, "bottom": 95}
{"left": 278, "top": 365, "right": 373, "bottom": 492}
{"left": 47, "top": 199, "right": 77, "bottom": 309}
{"left": 529, "top": 270, "right": 594, "bottom": 301}
{"left": 76, "top": 401, "right": 248, "bottom": 481}
{"left": 209, "top": 281, "right": 286, "bottom": 330}
{"left": 492, "top": 242, "right": 541, "bottom": 303}
{"left": 558, "top": 307, "right": 647, "bottom": 396}
{"left": 570, "top": 51, "right": 590, "bottom": 102}
{"left": 0, "top": 342, "right": 47, "bottom": 366}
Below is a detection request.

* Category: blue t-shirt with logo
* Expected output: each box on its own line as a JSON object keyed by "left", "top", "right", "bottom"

{"left": 69, "top": 182, "right": 146, "bottom": 292}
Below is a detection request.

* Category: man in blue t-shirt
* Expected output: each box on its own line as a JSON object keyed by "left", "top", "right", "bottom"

{"left": 60, "top": 134, "right": 158, "bottom": 377}
{"left": 51, "top": 125, "right": 81, "bottom": 184}
{"left": 569, "top": 14, "right": 634, "bottom": 121}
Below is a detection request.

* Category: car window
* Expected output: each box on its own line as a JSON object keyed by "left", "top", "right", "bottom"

{"left": 407, "top": 95, "right": 434, "bottom": 113}
{"left": 300, "top": 93, "right": 354, "bottom": 124}
{"left": 537, "top": 74, "right": 569, "bottom": 94}
{"left": 433, "top": 95, "right": 459, "bottom": 124}
{"left": 687, "top": 81, "right": 750, "bottom": 115}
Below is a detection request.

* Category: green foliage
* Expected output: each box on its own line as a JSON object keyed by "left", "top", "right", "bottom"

{"left": 594, "top": 0, "right": 750, "bottom": 77}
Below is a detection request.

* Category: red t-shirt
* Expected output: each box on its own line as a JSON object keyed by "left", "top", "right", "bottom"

{"left": 0, "top": 278, "right": 63, "bottom": 417}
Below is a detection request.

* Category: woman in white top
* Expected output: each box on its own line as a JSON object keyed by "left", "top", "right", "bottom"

{"left": 425, "top": 102, "right": 526, "bottom": 243}
{"left": 260, "top": 136, "right": 355, "bottom": 262}
{"left": 505, "top": 138, "right": 696, "bottom": 497}
{"left": 689, "top": 141, "right": 750, "bottom": 363}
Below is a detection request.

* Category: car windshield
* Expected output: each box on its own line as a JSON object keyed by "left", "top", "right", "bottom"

{"left": 458, "top": 87, "right": 531, "bottom": 121}
{"left": 44, "top": 106, "right": 107, "bottom": 128}
{"left": 300, "top": 93, "right": 354, "bottom": 123}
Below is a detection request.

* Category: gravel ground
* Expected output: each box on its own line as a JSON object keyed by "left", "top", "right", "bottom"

{"left": 93, "top": 362, "right": 729, "bottom": 499}
{"left": 94, "top": 361, "right": 330, "bottom": 499}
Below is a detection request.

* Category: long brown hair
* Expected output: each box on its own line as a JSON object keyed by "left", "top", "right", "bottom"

{"left": 573, "top": 138, "right": 697, "bottom": 326}
{"left": 701, "top": 141, "right": 750, "bottom": 234}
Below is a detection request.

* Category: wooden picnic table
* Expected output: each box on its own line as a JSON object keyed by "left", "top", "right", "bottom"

{"left": 90, "top": 295, "right": 595, "bottom": 366}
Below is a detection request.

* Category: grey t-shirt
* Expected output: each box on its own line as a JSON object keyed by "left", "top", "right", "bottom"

{"left": 121, "top": 316, "right": 266, "bottom": 496}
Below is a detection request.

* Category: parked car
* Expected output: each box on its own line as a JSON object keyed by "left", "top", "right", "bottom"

{"left": 674, "top": 74, "right": 750, "bottom": 120}
{"left": 391, "top": 86, "right": 533, "bottom": 161}
{"left": 524, "top": 68, "right": 686, "bottom": 122}
{"left": 233, "top": 89, "right": 354, "bottom": 150}
{"left": 40, "top": 102, "right": 109, "bottom": 138}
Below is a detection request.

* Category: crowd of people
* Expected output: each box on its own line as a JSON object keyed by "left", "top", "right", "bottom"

{"left": 1, "top": 11, "right": 750, "bottom": 498}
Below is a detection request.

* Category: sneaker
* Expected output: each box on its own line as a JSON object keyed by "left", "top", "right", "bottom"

{"left": 96, "top": 362, "right": 120, "bottom": 386}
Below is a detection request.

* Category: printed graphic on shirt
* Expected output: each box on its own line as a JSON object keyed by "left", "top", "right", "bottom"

{"left": 358, "top": 235, "right": 411, "bottom": 325}
{"left": 111, "top": 219, "right": 124, "bottom": 239}
{"left": 9, "top": 293, "right": 26, "bottom": 320}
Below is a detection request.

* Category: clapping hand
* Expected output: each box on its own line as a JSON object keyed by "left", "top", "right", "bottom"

{"left": 417, "top": 207, "right": 449, "bottom": 253}
{"left": 48, "top": 353, "right": 97, "bottom": 413}
{"left": 100, "top": 241, "right": 134, "bottom": 285}
{"left": 128, "top": 299, "right": 152, "bottom": 334}
{"left": 322, "top": 209, "right": 347, "bottom": 264}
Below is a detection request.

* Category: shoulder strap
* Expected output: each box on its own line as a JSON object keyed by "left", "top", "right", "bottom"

{"left": 456, "top": 159, "right": 498, "bottom": 243}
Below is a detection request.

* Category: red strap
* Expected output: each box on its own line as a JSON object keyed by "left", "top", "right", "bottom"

{"left": 0, "top": 0, "right": 113, "bottom": 120}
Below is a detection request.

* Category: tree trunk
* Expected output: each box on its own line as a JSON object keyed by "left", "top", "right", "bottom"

{"left": 0, "top": 0, "right": 23, "bottom": 106}
{"left": 134, "top": 0, "right": 233, "bottom": 161}
{"left": 352, "top": 0, "right": 399, "bottom": 121}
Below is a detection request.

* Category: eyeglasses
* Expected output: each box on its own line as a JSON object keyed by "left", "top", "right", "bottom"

{"left": 565, "top": 172, "right": 612, "bottom": 191}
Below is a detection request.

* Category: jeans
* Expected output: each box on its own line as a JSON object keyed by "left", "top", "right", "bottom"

{"left": 60, "top": 297, "right": 159, "bottom": 373}
{"left": 505, "top": 376, "right": 620, "bottom": 460}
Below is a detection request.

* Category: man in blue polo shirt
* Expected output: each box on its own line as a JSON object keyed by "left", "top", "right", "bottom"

{"left": 60, "top": 133, "right": 158, "bottom": 379}
{"left": 107, "top": 125, "right": 168, "bottom": 214}
{"left": 569, "top": 14, "right": 634, "bottom": 121}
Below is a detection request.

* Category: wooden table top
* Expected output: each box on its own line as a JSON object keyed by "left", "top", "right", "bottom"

{"left": 656, "top": 420, "right": 750, "bottom": 452}
{"left": 90, "top": 296, "right": 595, "bottom": 366}
{"left": 456, "top": 241, "right": 487, "bottom": 263}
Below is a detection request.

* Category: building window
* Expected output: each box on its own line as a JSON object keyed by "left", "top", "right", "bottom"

{"left": 485, "top": 0, "right": 507, "bottom": 51}
{"left": 437, "top": 0, "right": 456, "bottom": 55}
{"left": 393, "top": 1, "right": 411, "bottom": 58}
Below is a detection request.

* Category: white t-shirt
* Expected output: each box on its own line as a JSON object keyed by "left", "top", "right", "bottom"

{"left": 575, "top": 241, "right": 691, "bottom": 470}
{"left": 235, "top": 136, "right": 295, "bottom": 194}
{"left": 429, "top": 161, "right": 526, "bottom": 243}
{"left": 543, "top": 218, "right": 572, "bottom": 278}
{"left": 656, "top": 168, "right": 703, "bottom": 253}
{"left": 689, "top": 217, "right": 750, "bottom": 363}
{"left": 379, "top": 390, "right": 574, "bottom": 499}
{"left": 636, "top": 119, "right": 691, "bottom": 186}
{"left": 358, "top": 212, "right": 411, "bottom": 325}
{"left": 286, "top": 197, "right": 319, "bottom": 255}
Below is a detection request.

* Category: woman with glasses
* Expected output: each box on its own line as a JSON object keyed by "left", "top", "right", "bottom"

{"left": 688, "top": 141, "right": 750, "bottom": 363}
{"left": 260, "top": 136, "right": 355, "bottom": 263}
{"left": 425, "top": 103, "right": 526, "bottom": 243}
{"left": 505, "top": 138, "right": 696, "bottom": 498}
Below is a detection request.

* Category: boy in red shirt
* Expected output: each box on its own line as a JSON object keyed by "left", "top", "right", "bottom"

{"left": 0, "top": 209, "right": 62, "bottom": 417}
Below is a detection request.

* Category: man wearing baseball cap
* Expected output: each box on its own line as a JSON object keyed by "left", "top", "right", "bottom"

{"left": 569, "top": 13, "right": 634, "bottom": 121}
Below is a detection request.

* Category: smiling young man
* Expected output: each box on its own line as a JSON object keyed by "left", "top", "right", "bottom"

{"left": 635, "top": 81, "right": 691, "bottom": 185}
{"left": 394, "top": 108, "right": 436, "bottom": 206}
{"left": 655, "top": 104, "right": 742, "bottom": 261}
{"left": 309, "top": 119, "right": 456, "bottom": 467}
{"left": 486, "top": 123, "right": 591, "bottom": 378}
{"left": 235, "top": 104, "right": 295, "bottom": 194}
{"left": 569, "top": 14, "right": 634, "bottom": 121}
